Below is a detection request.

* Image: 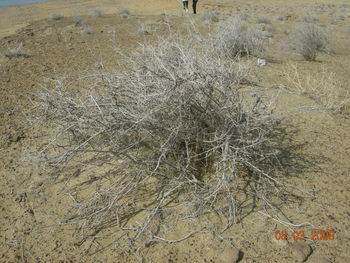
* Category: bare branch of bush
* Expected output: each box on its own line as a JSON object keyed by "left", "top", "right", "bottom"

{"left": 286, "top": 23, "right": 331, "bottom": 61}
{"left": 30, "top": 31, "right": 300, "bottom": 250}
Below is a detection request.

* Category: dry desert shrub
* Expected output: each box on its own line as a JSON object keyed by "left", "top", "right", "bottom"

{"left": 80, "top": 24, "right": 92, "bottom": 34}
{"left": 118, "top": 8, "right": 131, "bottom": 18}
{"left": 256, "top": 16, "right": 272, "bottom": 24}
{"left": 50, "top": 13, "right": 64, "bottom": 20}
{"left": 275, "top": 15, "right": 286, "bottom": 21}
{"left": 287, "top": 23, "right": 331, "bottom": 61}
{"left": 30, "top": 32, "right": 298, "bottom": 250}
{"left": 331, "top": 15, "right": 345, "bottom": 25}
{"left": 137, "top": 24, "right": 151, "bottom": 35}
{"left": 74, "top": 17, "right": 91, "bottom": 34}
{"left": 239, "top": 13, "right": 249, "bottom": 21}
{"left": 4, "top": 43, "right": 28, "bottom": 59}
{"left": 93, "top": 9, "right": 103, "bottom": 18}
{"left": 212, "top": 17, "right": 267, "bottom": 58}
{"left": 340, "top": 3, "right": 350, "bottom": 8}
{"left": 284, "top": 64, "right": 349, "bottom": 112}
{"left": 296, "top": 14, "right": 319, "bottom": 23}
{"left": 201, "top": 11, "right": 220, "bottom": 24}
{"left": 74, "top": 17, "right": 85, "bottom": 27}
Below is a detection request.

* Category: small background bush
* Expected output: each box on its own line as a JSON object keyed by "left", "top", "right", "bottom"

{"left": 93, "top": 9, "right": 103, "bottom": 18}
{"left": 256, "top": 16, "right": 272, "bottom": 24}
{"left": 50, "top": 13, "right": 64, "bottom": 20}
{"left": 118, "top": 8, "right": 131, "bottom": 18}
{"left": 287, "top": 23, "right": 330, "bottom": 61}
{"left": 212, "top": 18, "right": 267, "bottom": 58}
{"left": 4, "top": 43, "right": 28, "bottom": 58}
{"left": 296, "top": 14, "right": 319, "bottom": 23}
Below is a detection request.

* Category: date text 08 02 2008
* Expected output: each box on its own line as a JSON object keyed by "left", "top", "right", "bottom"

{"left": 275, "top": 230, "right": 335, "bottom": 241}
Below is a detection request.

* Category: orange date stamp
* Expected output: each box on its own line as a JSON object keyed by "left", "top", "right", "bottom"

{"left": 275, "top": 230, "right": 335, "bottom": 241}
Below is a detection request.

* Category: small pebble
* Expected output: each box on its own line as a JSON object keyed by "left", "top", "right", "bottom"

{"left": 219, "top": 247, "right": 241, "bottom": 263}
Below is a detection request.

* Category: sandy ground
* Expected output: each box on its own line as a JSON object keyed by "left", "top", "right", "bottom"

{"left": 1, "top": 0, "right": 350, "bottom": 262}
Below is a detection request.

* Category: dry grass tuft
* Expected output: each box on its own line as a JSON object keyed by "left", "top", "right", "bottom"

{"left": 284, "top": 63, "right": 349, "bottom": 112}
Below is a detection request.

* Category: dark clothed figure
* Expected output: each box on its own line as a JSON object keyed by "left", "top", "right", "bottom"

{"left": 183, "top": 0, "right": 189, "bottom": 11}
{"left": 192, "top": 0, "right": 199, "bottom": 14}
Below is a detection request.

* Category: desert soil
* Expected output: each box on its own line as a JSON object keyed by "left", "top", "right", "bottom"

{"left": 0, "top": 0, "right": 349, "bottom": 262}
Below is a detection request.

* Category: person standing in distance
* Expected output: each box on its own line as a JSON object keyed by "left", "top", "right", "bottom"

{"left": 182, "top": 0, "right": 189, "bottom": 12}
{"left": 192, "top": 0, "right": 199, "bottom": 14}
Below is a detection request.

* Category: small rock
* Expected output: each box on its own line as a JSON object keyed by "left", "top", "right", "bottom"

{"left": 290, "top": 242, "right": 312, "bottom": 262}
{"left": 257, "top": 58, "right": 267, "bottom": 66}
{"left": 219, "top": 247, "right": 241, "bottom": 263}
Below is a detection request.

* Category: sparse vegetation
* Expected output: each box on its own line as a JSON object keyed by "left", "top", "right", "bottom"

{"left": 287, "top": 23, "right": 331, "bottom": 61}
{"left": 3, "top": 43, "right": 28, "bottom": 59}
